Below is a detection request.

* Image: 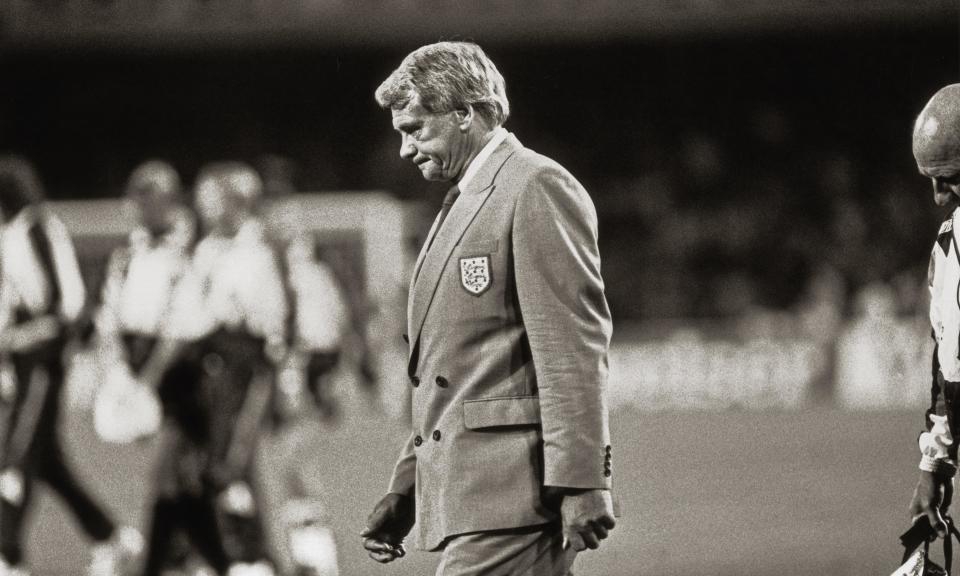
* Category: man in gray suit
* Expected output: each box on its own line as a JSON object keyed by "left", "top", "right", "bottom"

{"left": 361, "top": 41, "right": 616, "bottom": 576}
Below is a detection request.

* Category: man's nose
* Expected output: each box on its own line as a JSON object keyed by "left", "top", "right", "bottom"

{"left": 400, "top": 135, "right": 416, "bottom": 160}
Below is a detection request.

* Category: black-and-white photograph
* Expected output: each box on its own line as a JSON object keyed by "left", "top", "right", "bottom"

{"left": 0, "top": 2, "right": 957, "bottom": 575}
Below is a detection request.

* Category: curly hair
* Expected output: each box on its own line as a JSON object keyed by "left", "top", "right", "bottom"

{"left": 375, "top": 41, "right": 510, "bottom": 128}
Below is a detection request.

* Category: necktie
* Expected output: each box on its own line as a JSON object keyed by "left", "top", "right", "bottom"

{"left": 414, "top": 185, "right": 461, "bottom": 287}
{"left": 28, "top": 219, "right": 61, "bottom": 315}
{"left": 424, "top": 185, "right": 460, "bottom": 254}
{"left": 435, "top": 185, "right": 461, "bottom": 235}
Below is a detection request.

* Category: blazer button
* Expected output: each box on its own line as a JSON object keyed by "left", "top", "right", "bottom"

{"left": 414, "top": 435, "right": 423, "bottom": 447}
{"left": 410, "top": 376, "right": 420, "bottom": 387}
{"left": 435, "top": 376, "right": 449, "bottom": 388}
{"left": 604, "top": 469, "right": 612, "bottom": 478}
{"left": 432, "top": 430, "right": 441, "bottom": 441}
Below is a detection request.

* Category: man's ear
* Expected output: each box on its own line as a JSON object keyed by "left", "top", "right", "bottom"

{"left": 454, "top": 105, "right": 474, "bottom": 131}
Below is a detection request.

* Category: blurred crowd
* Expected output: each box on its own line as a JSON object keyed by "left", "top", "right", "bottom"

{"left": 589, "top": 100, "right": 940, "bottom": 408}
{"left": 0, "top": 155, "right": 360, "bottom": 576}
{"left": 583, "top": 97, "right": 937, "bottom": 325}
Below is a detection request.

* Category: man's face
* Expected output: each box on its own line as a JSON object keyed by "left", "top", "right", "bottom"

{"left": 929, "top": 172, "right": 960, "bottom": 207}
{"left": 391, "top": 96, "right": 471, "bottom": 182}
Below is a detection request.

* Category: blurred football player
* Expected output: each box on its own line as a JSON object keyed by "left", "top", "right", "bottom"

{"left": 0, "top": 155, "right": 142, "bottom": 576}
{"left": 166, "top": 161, "right": 289, "bottom": 576}
{"left": 94, "top": 160, "right": 233, "bottom": 576}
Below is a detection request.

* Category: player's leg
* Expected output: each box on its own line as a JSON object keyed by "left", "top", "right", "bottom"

{"left": 0, "top": 460, "right": 37, "bottom": 570}
{"left": 37, "top": 412, "right": 143, "bottom": 575}
{"left": 184, "top": 490, "right": 231, "bottom": 574}
{"left": 216, "top": 467, "right": 275, "bottom": 574}
{"left": 36, "top": 400, "right": 114, "bottom": 542}
{"left": 0, "top": 356, "right": 55, "bottom": 572}
{"left": 141, "top": 495, "right": 184, "bottom": 576}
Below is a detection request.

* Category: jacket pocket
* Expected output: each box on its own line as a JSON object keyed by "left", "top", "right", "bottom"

{"left": 463, "top": 395, "right": 541, "bottom": 429}
{"left": 456, "top": 239, "right": 499, "bottom": 255}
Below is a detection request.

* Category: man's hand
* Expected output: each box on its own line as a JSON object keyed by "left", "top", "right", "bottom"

{"left": 560, "top": 488, "right": 616, "bottom": 552}
{"left": 360, "top": 492, "right": 414, "bottom": 563}
{"left": 910, "top": 470, "right": 954, "bottom": 539}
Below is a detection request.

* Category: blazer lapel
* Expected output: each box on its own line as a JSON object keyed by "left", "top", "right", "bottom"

{"left": 407, "top": 135, "right": 522, "bottom": 366}
{"left": 407, "top": 211, "right": 444, "bottom": 329}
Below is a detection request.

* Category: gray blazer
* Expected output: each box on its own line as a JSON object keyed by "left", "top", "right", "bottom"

{"left": 388, "top": 134, "right": 613, "bottom": 550}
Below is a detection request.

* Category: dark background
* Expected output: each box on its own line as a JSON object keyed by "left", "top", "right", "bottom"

{"left": 1, "top": 18, "right": 957, "bottom": 321}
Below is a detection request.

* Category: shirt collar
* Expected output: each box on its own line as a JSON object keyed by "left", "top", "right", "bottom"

{"left": 457, "top": 127, "right": 509, "bottom": 192}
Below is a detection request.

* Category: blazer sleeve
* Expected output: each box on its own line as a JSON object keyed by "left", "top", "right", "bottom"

{"left": 388, "top": 430, "right": 417, "bottom": 497}
{"left": 512, "top": 164, "right": 613, "bottom": 490}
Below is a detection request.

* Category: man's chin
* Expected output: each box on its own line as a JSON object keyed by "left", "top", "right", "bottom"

{"left": 420, "top": 170, "right": 448, "bottom": 182}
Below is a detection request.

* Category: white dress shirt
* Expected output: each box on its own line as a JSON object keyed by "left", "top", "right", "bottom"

{"left": 457, "top": 127, "right": 509, "bottom": 191}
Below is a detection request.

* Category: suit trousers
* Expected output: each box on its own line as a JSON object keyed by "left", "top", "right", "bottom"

{"left": 1, "top": 349, "right": 114, "bottom": 565}
{"left": 434, "top": 523, "right": 575, "bottom": 576}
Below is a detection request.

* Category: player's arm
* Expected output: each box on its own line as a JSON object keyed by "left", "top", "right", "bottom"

{"left": 43, "top": 211, "right": 86, "bottom": 326}
{"left": 94, "top": 246, "right": 130, "bottom": 358}
{"left": 910, "top": 336, "right": 958, "bottom": 538}
{"left": 248, "top": 242, "right": 290, "bottom": 364}
{"left": 0, "top": 316, "right": 61, "bottom": 353}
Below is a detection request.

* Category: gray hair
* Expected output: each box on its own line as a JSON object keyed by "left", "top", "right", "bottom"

{"left": 375, "top": 41, "right": 510, "bottom": 127}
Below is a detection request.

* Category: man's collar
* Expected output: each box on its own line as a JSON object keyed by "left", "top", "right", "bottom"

{"left": 457, "top": 127, "right": 509, "bottom": 192}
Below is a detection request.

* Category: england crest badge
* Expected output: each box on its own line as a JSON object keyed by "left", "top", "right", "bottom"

{"left": 460, "top": 256, "right": 492, "bottom": 295}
